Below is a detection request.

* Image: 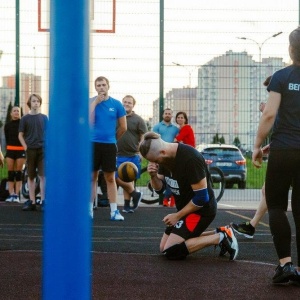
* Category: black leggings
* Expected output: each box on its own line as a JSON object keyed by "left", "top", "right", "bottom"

{"left": 265, "top": 150, "right": 300, "bottom": 266}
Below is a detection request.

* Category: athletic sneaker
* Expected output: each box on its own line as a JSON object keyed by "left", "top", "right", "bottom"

{"left": 163, "top": 198, "right": 169, "bottom": 207}
{"left": 22, "top": 200, "right": 36, "bottom": 211}
{"left": 290, "top": 269, "right": 300, "bottom": 286}
{"left": 13, "top": 194, "right": 20, "bottom": 203}
{"left": 215, "top": 227, "right": 228, "bottom": 256}
{"left": 217, "top": 226, "right": 239, "bottom": 261}
{"left": 272, "top": 262, "right": 296, "bottom": 284}
{"left": 122, "top": 206, "right": 134, "bottom": 213}
{"left": 132, "top": 191, "right": 142, "bottom": 210}
{"left": 231, "top": 221, "right": 255, "bottom": 239}
{"left": 217, "top": 243, "right": 228, "bottom": 257}
{"left": 5, "top": 195, "right": 14, "bottom": 202}
{"left": 110, "top": 210, "right": 124, "bottom": 221}
{"left": 169, "top": 195, "right": 175, "bottom": 208}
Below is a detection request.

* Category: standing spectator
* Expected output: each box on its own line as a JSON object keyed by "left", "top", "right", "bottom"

{"left": 153, "top": 108, "right": 179, "bottom": 143}
{"left": 153, "top": 108, "right": 179, "bottom": 207}
{"left": 116, "top": 95, "right": 147, "bottom": 213}
{"left": 4, "top": 106, "right": 26, "bottom": 202}
{"left": 252, "top": 27, "right": 300, "bottom": 285}
{"left": 174, "top": 111, "right": 196, "bottom": 148}
{"left": 90, "top": 76, "right": 127, "bottom": 220}
{"left": 19, "top": 94, "right": 48, "bottom": 211}
{"left": 139, "top": 132, "right": 238, "bottom": 261}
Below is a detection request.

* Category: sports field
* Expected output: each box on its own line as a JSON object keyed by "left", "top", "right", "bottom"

{"left": 0, "top": 201, "right": 299, "bottom": 299}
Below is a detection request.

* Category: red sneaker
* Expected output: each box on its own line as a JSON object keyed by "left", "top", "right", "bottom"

{"left": 169, "top": 195, "right": 175, "bottom": 207}
{"left": 163, "top": 198, "right": 169, "bottom": 207}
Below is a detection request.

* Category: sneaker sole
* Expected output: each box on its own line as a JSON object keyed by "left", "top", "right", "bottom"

{"left": 122, "top": 209, "right": 134, "bottom": 213}
{"left": 110, "top": 218, "right": 124, "bottom": 221}
{"left": 231, "top": 227, "right": 254, "bottom": 239}
{"left": 273, "top": 271, "right": 296, "bottom": 284}
{"left": 228, "top": 230, "right": 239, "bottom": 261}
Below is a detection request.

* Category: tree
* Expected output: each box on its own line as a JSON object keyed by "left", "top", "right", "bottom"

{"left": 212, "top": 133, "right": 220, "bottom": 144}
{"left": 220, "top": 135, "right": 225, "bottom": 144}
{"left": 233, "top": 136, "right": 241, "bottom": 148}
{"left": 212, "top": 133, "right": 225, "bottom": 144}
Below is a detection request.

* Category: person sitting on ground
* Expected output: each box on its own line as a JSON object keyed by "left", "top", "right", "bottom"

{"left": 139, "top": 132, "right": 238, "bottom": 261}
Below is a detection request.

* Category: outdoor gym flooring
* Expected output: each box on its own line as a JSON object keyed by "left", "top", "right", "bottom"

{"left": 0, "top": 201, "right": 299, "bottom": 299}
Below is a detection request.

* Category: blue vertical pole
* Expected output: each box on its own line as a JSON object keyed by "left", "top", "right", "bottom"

{"left": 43, "top": 0, "right": 91, "bottom": 299}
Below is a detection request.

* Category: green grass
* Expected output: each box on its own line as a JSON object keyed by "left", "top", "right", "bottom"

{"left": 0, "top": 158, "right": 266, "bottom": 189}
{"left": 245, "top": 158, "right": 267, "bottom": 189}
{"left": 0, "top": 164, "right": 8, "bottom": 180}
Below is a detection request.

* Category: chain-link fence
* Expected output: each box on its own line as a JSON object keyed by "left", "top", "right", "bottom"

{"left": 0, "top": 1, "right": 298, "bottom": 199}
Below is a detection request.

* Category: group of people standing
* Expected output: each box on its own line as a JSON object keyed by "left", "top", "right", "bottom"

{"left": 1, "top": 94, "right": 47, "bottom": 211}
{"left": 1, "top": 27, "right": 300, "bottom": 286}
{"left": 89, "top": 76, "right": 196, "bottom": 220}
{"left": 153, "top": 108, "right": 196, "bottom": 207}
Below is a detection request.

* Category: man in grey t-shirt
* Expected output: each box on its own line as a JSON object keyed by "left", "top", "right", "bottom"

{"left": 116, "top": 95, "right": 148, "bottom": 213}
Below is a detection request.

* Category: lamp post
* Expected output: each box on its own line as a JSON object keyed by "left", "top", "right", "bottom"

{"left": 237, "top": 32, "right": 282, "bottom": 64}
{"left": 171, "top": 62, "right": 201, "bottom": 120}
{"left": 237, "top": 32, "right": 282, "bottom": 100}
{"left": 237, "top": 32, "right": 282, "bottom": 148}
{"left": 172, "top": 62, "right": 201, "bottom": 88}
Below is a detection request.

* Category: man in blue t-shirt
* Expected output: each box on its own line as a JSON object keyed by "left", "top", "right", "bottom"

{"left": 90, "top": 76, "right": 127, "bottom": 221}
{"left": 153, "top": 108, "right": 179, "bottom": 143}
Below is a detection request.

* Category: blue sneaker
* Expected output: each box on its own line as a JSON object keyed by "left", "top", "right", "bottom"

{"left": 122, "top": 206, "right": 134, "bottom": 213}
{"left": 22, "top": 200, "right": 36, "bottom": 211}
{"left": 110, "top": 210, "right": 124, "bottom": 221}
{"left": 132, "top": 191, "right": 143, "bottom": 210}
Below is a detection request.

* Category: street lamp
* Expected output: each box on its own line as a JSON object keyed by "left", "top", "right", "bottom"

{"left": 172, "top": 62, "right": 201, "bottom": 88}
{"left": 237, "top": 32, "right": 282, "bottom": 101}
{"left": 171, "top": 62, "right": 201, "bottom": 119}
{"left": 237, "top": 32, "right": 282, "bottom": 147}
{"left": 237, "top": 32, "right": 282, "bottom": 63}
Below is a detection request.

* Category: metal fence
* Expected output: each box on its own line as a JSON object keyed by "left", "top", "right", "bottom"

{"left": 0, "top": 1, "right": 299, "bottom": 199}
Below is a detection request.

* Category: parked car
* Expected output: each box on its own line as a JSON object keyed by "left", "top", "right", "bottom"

{"left": 197, "top": 144, "right": 247, "bottom": 189}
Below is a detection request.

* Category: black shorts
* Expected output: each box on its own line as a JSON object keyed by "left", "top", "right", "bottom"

{"left": 92, "top": 142, "right": 117, "bottom": 172}
{"left": 26, "top": 148, "right": 45, "bottom": 178}
{"left": 165, "top": 211, "right": 216, "bottom": 240}
{"left": 5, "top": 150, "right": 26, "bottom": 160}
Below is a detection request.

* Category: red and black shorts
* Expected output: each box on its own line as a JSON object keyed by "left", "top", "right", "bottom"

{"left": 165, "top": 212, "right": 216, "bottom": 240}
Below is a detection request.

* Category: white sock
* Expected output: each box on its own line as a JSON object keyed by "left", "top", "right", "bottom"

{"left": 219, "top": 232, "right": 225, "bottom": 243}
{"left": 110, "top": 203, "right": 117, "bottom": 212}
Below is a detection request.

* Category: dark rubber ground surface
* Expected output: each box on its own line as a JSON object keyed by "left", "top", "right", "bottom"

{"left": 0, "top": 202, "right": 299, "bottom": 299}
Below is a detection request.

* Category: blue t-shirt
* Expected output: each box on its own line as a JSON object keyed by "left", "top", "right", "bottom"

{"left": 267, "top": 65, "right": 300, "bottom": 149}
{"left": 91, "top": 96, "right": 126, "bottom": 144}
{"left": 153, "top": 121, "right": 179, "bottom": 142}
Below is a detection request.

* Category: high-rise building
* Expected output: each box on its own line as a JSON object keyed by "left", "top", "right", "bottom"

{"left": 197, "top": 50, "right": 285, "bottom": 149}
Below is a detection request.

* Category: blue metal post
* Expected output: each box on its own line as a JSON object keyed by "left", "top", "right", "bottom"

{"left": 43, "top": 0, "right": 91, "bottom": 299}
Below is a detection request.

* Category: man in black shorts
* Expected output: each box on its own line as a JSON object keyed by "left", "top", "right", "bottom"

{"left": 139, "top": 132, "right": 238, "bottom": 260}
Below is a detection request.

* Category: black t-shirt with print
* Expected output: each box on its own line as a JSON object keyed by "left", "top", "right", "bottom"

{"left": 159, "top": 143, "right": 217, "bottom": 215}
{"left": 268, "top": 65, "right": 300, "bottom": 149}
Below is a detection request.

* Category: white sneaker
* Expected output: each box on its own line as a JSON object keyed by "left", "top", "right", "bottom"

{"left": 5, "top": 195, "right": 14, "bottom": 202}
{"left": 110, "top": 209, "right": 124, "bottom": 221}
{"left": 13, "top": 195, "right": 20, "bottom": 203}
